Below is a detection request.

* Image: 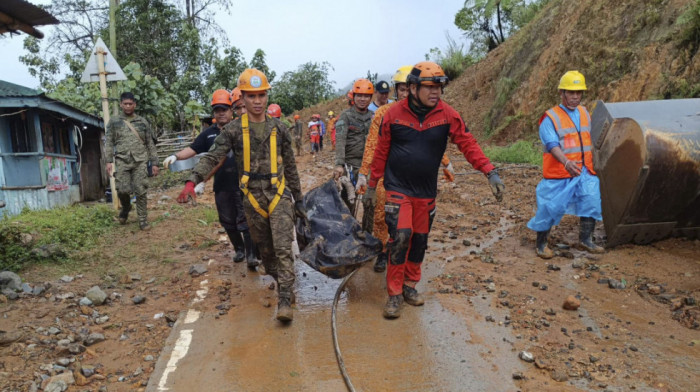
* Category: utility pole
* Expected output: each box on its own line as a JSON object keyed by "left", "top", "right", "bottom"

{"left": 109, "top": 0, "right": 119, "bottom": 117}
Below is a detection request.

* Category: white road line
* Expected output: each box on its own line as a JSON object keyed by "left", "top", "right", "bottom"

{"left": 157, "top": 329, "right": 193, "bottom": 391}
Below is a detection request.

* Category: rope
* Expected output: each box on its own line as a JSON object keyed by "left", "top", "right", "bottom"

{"left": 332, "top": 269, "right": 359, "bottom": 392}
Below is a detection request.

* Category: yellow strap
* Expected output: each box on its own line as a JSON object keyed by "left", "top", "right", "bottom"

{"left": 270, "top": 128, "right": 278, "bottom": 185}
{"left": 241, "top": 177, "right": 286, "bottom": 219}
{"left": 241, "top": 113, "right": 250, "bottom": 187}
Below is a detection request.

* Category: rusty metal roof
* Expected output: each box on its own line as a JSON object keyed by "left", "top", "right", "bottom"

{"left": 0, "top": 0, "right": 59, "bottom": 38}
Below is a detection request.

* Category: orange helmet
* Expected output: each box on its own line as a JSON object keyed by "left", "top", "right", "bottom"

{"left": 293, "top": 114, "right": 300, "bottom": 120}
{"left": 211, "top": 89, "right": 232, "bottom": 107}
{"left": 230, "top": 87, "right": 243, "bottom": 103}
{"left": 267, "top": 104, "right": 282, "bottom": 118}
{"left": 238, "top": 68, "right": 271, "bottom": 92}
{"left": 407, "top": 61, "right": 449, "bottom": 86}
{"left": 352, "top": 78, "right": 374, "bottom": 95}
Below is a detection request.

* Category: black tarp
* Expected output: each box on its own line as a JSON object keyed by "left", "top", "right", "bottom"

{"left": 296, "top": 179, "right": 382, "bottom": 279}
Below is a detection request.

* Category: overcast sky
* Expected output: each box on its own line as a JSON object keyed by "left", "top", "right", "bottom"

{"left": 0, "top": 0, "right": 468, "bottom": 90}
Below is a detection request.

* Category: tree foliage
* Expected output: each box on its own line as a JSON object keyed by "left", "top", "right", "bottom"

{"left": 269, "top": 62, "right": 335, "bottom": 115}
{"left": 249, "top": 49, "right": 276, "bottom": 83}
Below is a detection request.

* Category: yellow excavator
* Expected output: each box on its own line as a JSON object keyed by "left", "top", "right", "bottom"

{"left": 591, "top": 99, "right": 700, "bottom": 247}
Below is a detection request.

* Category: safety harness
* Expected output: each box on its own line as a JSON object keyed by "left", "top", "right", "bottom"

{"left": 240, "top": 113, "right": 286, "bottom": 218}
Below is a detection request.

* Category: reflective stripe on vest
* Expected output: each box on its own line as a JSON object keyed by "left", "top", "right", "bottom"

{"left": 541, "top": 105, "right": 596, "bottom": 179}
{"left": 240, "top": 113, "right": 286, "bottom": 218}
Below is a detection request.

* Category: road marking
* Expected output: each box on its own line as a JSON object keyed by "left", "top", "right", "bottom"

{"left": 183, "top": 309, "right": 200, "bottom": 324}
{"left": 193, "top": 279, "right": 209, "bottom": 304}
{"left": 157, "top": 329, "right": 193, "bottom": 391}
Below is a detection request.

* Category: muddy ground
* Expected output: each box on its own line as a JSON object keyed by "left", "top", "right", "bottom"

{"left": 1, "top": 144, "right": 698, "bottom": 391}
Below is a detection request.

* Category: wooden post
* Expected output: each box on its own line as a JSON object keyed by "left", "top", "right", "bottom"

{"left": 97, "top": 47, "right": 119, "bottom": 211}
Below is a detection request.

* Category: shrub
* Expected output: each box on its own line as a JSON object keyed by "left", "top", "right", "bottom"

{"left": 484, "top": 140, "right": 542, "bottom": 165}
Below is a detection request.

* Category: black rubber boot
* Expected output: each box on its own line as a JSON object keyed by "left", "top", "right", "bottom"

{"left": 579, "top": 217, "right": 604, "bottom": 253}
{"left": 117, "top": 193, "right": 131, "bottom": 225}
{"left": 242, "top": 230, "right": 259, "bottom": 270}
{"left": 536, "top": 230, "right": 554, "bottom": 259}
{"left": 226, "top": 229, "right": 245, "bottom": 263}
{"left": 374, "top": 251, "right": 387, "bottom": 272}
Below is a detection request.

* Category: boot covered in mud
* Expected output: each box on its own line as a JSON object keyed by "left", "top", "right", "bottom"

{"left": 373, "top": 251, "right": 387, "bottom": 273}
{"left": 241, "top": 230, "right": 260, "bottom": 270}
{"left": 536, "top": 230, "right": 554, "bottom": 259}
{"left": 276, "top": 288, "right": 294, "bottom": 322}
{"left": 579, "top": 217, "right": 604, "bottom": 253}
{"left": 226, "top": 229, "right": 245, "bottom": 263}
{"left": 117, "top": 193, "right": 132, "bottom": 224}
{"left": 383, "top": 294, "right": 403, "bottom": 319}
{"left": 402, "top": 284, "right": 424, "bottom": 306}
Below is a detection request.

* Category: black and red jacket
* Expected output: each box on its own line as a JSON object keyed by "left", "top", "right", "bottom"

{"left": 369, "top": 99, "right": 494, "bottom": 199}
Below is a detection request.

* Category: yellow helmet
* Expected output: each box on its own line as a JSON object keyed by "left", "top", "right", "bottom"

{"left": 392, "top": 65, "right": 413, "bottom": 85}
{"left": 238, "top": 68, "right": 271, "bottom": 92}
{"left": 558, "top": 71, "right": 587, "bottom": 91}
{"left": 328, "top": 111, "right": 334, "bottom": 116}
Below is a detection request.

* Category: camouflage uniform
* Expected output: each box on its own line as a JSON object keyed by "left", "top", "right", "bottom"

{"left": 293, "top": 120, "right": 303, "bottom": 156}
{"left": 105, "top": 113, "right": 158, "bottom": 226}
{"left": 189, "top": 116, "right": 302, "bottom": 293}
{"left": 335, "top": 106, "right": 373, "bottom": 209}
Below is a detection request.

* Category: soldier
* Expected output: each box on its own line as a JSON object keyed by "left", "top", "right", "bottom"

{"left": 178, "top": 69, "right": 305, "bottom": 322}
{"left": 105, "top": 92, "right": 160, "bottom": 231}
{"left": 164, "top": 89, "right": 258, "bottom": 268}
{"left": 293, "top": 114, "right": 303, "bottom": 156}
{"left": 334, "top": 78, "right": 374, "bottom": 209}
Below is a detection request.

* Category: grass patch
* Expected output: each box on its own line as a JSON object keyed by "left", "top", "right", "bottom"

{"left": 0, "top": 204, "right": 115, "bottom": 271}
{"left": 484, "top": 140, "right": 542, "bottom": 165}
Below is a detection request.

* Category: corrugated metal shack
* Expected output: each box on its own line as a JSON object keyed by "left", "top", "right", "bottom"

{"left": 0, "top": 80, "right": 105, "bottom": 217}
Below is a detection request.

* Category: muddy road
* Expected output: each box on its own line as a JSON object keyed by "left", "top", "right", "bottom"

{"left": 1, "top": 146, "right": 699, "bottom": 391}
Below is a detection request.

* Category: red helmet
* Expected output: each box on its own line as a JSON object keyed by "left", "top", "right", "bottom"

{"left": 267, "top": 104, "right": 282, "bottom": 118}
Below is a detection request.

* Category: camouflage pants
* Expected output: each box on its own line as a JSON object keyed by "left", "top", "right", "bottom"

{"left": 294, "top": 136, "right": 303, "bottom": 156}
{"left": 115, "top": 159, "right": 149, "bottom": 224}
{"left": 242, "top": 183, "right": 295, "bottom": 291}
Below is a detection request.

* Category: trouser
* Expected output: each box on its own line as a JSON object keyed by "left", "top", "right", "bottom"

{"left": 215, "top": 190, "right": 248, "bottom": 232}
{"left": 242, "top": 185, "right": 295, "bottom": 290}
{"left": 384, "top": 191, "right": 436, "bottom": 296}
{"left": 319, "top": 135, "right": 324, "bottom": 151}
{"left": 340, "top": 165, "right": 360, "bottom": 213}
{"left": 373, "top": 178, "right": 388, "bottom": 245}
{"left": 294, "top": 136, "right": 302, "bottom": 156}
{"left": 115, "top": 159, "right": 148, "bottom": 224}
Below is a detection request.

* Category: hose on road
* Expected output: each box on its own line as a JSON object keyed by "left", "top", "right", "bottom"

{"left": 331, "top": 268, "right": 358, "bottom": 392}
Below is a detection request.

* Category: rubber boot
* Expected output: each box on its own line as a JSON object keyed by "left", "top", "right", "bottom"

{"left": 117, "top": 193, "right": 131, "bottom": 225}
{"left": 226, "top": 229, "right": 245, "bottom": 263}
{"left": 276, "top": 289, "right": 294, "bottom": 322}
{"left": 242, "top": 230, "right": 259, "bottom": 270}
{"left": 579, "top": 217, "right": 605, "bottom": 253}
{"left": 374, "top": 251, "right": 387, "bottom": 272}
{"left": 536, "top": 230, "right": 554, "bottom": 259}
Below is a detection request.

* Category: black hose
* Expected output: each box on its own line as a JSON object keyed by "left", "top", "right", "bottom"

{"left": 332, "top": 269, "right": 358, "bottom": 392}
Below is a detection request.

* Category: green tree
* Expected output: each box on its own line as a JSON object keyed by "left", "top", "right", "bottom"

{"left": 249, "top": 49, "right": 276, "bottom": 83}
{"left": 269, "top": 62, "right": 335, "bottom": 114}
{"left": 366, "top": 70, "right": 378, "bottom": 84}
{"left": 204, "top": 45, "right": 248, "bottom": 91}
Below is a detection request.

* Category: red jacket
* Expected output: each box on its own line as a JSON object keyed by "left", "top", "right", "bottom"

{"left": 369, "top": 99, "right": 494, "bottom": 198}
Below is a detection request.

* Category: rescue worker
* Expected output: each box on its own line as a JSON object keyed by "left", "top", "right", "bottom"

{"left": 357, "top": 66, "right": 456, "bottom": 273}
{"left": 327, "top": 111, "right": 337, "bottom": 151}
{"left": 368, "top": 80, "right": 392, "bottom": 113}
{"left": 231, "top": 87, "right": 246, "bottom": 117}
{"left": 163, "top": 89, "right": 258, "bottom": 268}
{"left": 527, "top": 71, "right": 604, "bottom": 258}
{"left": 178, "top": 69, "right": 305, "bottom": 322}
{"left": 318, "top": 115, "right": 326, "bottom": 152}
{"left": 293, "top": 114, "right": 303, "bottom": 156}
{"left": 267, "top": 103, "right": 282, "bottom": 119}
{"left": 334, "top": 79, "right": 374, "bottom": 209}
{"left": 105, "top": 92, "right": 160, "bottom": 231}
{"left": 308, "top": 114, "right": 321, "bottom": 157}
{"left": 367, "top": 62, "right": 505, "bottom": 319}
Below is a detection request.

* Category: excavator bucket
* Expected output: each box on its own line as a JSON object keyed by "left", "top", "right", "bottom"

{"left": 590, "top": 99, "right": 700, "bottom": 247}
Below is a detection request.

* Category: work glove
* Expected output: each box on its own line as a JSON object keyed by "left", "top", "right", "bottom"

{"left": 194, "top": 182, "right": 205, "bottom": 195}
{"left": 487, "top": 170, "right": 505, "bottom": 202}
{"left": 294, "top": 200, "right": 308, "bottom": 221}
{"left": 163, "top": 155, "right": 177, "bottom": 169}
{"left": 355, "top": 174, "right": 367, "bottom": 194}
{"left": 177, "top": 181, "right": 196, "bottom": 204}
{"left": 333, "top": 165, "right": 345, "bottom": 179}
{"left": 443, "top": 163, "right": 455, "bottom": 182}
{"left": 364, "top": 187, "right": 377, "bottom": 210}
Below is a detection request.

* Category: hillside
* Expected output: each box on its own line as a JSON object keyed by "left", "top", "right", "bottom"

{"left": 444, "top": 0, "right": 699, "bottom": 144}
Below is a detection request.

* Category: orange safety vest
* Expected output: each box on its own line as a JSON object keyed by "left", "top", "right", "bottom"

{"left": 540, "top": 105, "right": 596, "bottom": 179}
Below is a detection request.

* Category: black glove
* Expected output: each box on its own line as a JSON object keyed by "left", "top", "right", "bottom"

{"left": 294, "top": 200, "right": 307, "bottom": 220}
{"left": 364, "top": 187, "right": 377, "bottom": 209}
{"left": 487, "top": 170, "right": 505, "bottom": 202}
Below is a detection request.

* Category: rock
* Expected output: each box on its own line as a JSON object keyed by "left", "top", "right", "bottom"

{"left": 486, "top": 282, "right": 496, "bottom": 292}
{"left": 555, "top": 243, "right": 570, "bottom": 250}
{"left": 21, "top": 282, "right": 33, "bottom": 293}
{"left": 462, "top": 239, "right": 471, "bottom": 246}
{"left": 532, "top": 281, "right": 540, "bottom": 288}
{"left": 597, "top": 278, "right": 610, "bottom": 284}
{"left": 56, "top": 292, "right": 75, "bottom": 300}
{"left": 43, "top": 371, "right": 75, "bottom": 392}
{"left": 79, "top": 297, "right": 93, "bottom": 306}
{"left": 84, "top": 333, "right": 105, "bottom": 346}
{"left": 95, "top": 316, "right": 109, "bottom": 324}
{"left": 512, "top": 372, "right": 524, "bottom": 380}
{"left": 629, "top": 345, "right": 638, "bottom": 352}
{"left": 608, "top": 279, "right": 626, "bottom": 289}
{"left": 48, "top": 327, "right": 61, "bottom": 335}
{"left": 519, "top": 351, "right": 535, "bottom": 363}
{"left": 685, "top": 297, "right": 697, "bottom": 306}
{"left": 648, "top": 285, "right": 662, "bottom": 295}
{"left": 547, "top": 264, "right": 561, "bottom": 271}
{"left": 129, "top": 273, "right": 142, "bottom": 281}
{"left": 545, "top": 308, "right": 557, "bottom": 316}
{"left": 20, "top": 232, "right": 33, "bottom": 245}
{"left": 2, "top": 289, "right": 19, "bottom": 300}
{"left": 85, "top": 286, "right": 107, "bottom": 305}
{"left": 56, "top": 358, "right": 71, "bottom": 366}
{"left": 59, "top": 275, "right": 74, "bottom": 283}
{"left": 448, "top": 231, "right": 458, "bottom": 239}
{"left": 68, "top": 343, "right": 86, "bottom": 354}
{"left": 81, "top": 366, "right": 95, "bottom": 377}
{"left": 73, "top": 369, "right": 89, "bottom": 386}
{"left": 0, "top": 330, "right": 23, "bottom": 346}
{"left": 144, "top": 354, "right": 154, "bottom": 361}
{"left": 572, "top": 259, "right": 585, "bottom": 269}
{"left": 32, "top": 284, "right": 46, "bottom": 296}
{"left": 32, "top": 244, "right": 65, "bottom": 259}
{"left": 589, "top": 355, "right": 599, "bottom": 363}
{"left": 189, "top": 264, "right": 208, "bottom": 276}
{"left": 551, "top": 369, "right": 569, "bottom": 382}
{"left": 485, "top": 315, "right": 495, "bottom": 322}
{"left": 132, "top": 295, "right": 146, "bottom": 305}
{"left": 0, "top": 271, "right": 22, "bottom": 291}
{"left": 563, "top": 295, "right": 581, "bottom": 310}
{"left": 146, "top": 277, "right": 156, "bottom": 284}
